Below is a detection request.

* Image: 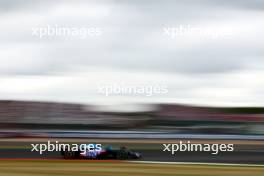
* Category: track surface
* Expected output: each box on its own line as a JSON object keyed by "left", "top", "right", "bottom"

{"left": 0, "top": 140, "right": 263, "bottom": 164}
{"left": 0, "top": 149, "right": 263, "bottom": 164}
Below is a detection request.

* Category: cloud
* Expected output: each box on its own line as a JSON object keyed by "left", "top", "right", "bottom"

{"left": 0, "top": 0, "right": 263, "bottom": 106}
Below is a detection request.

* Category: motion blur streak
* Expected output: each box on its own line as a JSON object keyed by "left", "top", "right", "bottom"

{"left": 1, "top": 0, "right": 264, "bottom": 175}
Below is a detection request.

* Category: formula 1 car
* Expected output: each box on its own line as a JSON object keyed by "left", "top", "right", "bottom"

{"left": 61, "top": 145, "right": 142, "bottom": 160}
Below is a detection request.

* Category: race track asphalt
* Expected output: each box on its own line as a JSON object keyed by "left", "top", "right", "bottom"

{"left": 0, "top": 139, "right": 263, "bottom": 164}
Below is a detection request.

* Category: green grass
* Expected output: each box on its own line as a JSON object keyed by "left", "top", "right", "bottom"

{"left": 0, "top": 160, "right": 263, "bottom": 176}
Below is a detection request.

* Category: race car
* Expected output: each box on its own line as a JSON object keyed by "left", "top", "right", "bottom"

{"left": 61, "top": 144, "right": 142, "bottom": 160}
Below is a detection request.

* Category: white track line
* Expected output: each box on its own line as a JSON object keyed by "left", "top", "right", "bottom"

{"left": 127, "top": 161, "right": 264, "bottom": 167}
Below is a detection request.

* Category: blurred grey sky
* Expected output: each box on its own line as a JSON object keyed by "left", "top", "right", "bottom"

{"left": 0, "top": 0, "right": 264, "bottom": 107}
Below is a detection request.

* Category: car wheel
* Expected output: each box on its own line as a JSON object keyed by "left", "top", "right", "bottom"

{"left": 117, "top": 150, "right": 129, "bottom": 160}
{"left": 63, "top": 151, "right": 75, "bottom": 159}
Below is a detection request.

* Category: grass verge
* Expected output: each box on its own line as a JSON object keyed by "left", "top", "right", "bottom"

{"left": 0, "top": 159, "right": 263, "bottom": 176}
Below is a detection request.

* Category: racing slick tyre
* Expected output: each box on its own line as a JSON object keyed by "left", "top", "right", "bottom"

{"left": 117, "top": 147, "right": 129, "bottom": 160}
{"left": 63, "top": 151, "right": 76, "bottom": 159}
